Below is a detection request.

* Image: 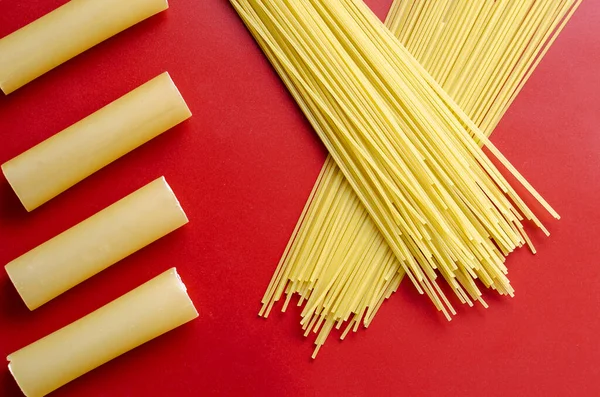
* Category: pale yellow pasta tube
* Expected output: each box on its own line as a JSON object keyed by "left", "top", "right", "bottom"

{"left": 0, "top": 0, "right": 169, "bottom": 94}
{"left": 1, "top": 72, "right": 191, "bottom": 211}
{"left": 5, "top": 176, "right": 188, "bottom": 310}
{"left": 7, "top": 267, "right": 199, "bottom": 397}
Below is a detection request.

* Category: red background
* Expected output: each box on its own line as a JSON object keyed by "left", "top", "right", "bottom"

{"left": 0, "top": 1, "right": 599, "bottom": 396}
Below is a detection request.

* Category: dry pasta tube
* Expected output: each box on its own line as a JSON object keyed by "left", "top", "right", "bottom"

{"left": 1, "top": 72, "right": 192, "bottom": 211}
{"left": 0, "top": 0, "right": 169, "bottom": 94}
{"left": 5, "top": 176, "right": 188, "bottom": 310}
{"left": 7, "top": 268, "right": 199, "bottom": 397}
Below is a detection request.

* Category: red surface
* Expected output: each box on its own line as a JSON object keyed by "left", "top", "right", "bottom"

{"left": 0, "top": 0, "right": 599, "bottom": 396}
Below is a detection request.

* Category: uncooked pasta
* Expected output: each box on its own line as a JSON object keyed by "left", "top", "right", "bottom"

{"left": 230, "top": 0, "right": 579, "bottom": 357}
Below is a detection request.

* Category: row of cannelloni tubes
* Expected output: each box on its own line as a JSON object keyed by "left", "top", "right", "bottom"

{"left": 0, "top": 1, "right": 199, "bottom": 397}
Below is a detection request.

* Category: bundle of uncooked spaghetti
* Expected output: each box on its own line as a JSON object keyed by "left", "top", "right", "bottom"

{"left": 230, "top": 0, "right": 573, "bottom": 357}
{"left": 260, "top": 156, "right": 405, "bottom": 358}
{"left": 387, "top": 0, "right": 582, "bottom": 134}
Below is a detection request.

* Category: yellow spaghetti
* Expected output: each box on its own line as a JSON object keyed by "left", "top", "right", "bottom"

{"left": 230, "top": 0, "right": 579, "bottom": 357}
{"left": 387, "top": 0, "right": 582, "bottom": 134}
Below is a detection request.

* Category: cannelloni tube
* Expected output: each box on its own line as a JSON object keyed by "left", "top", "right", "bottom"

{"left": 5, "top": 176, "right": 189, "bottom": 310}
{"left": 7, "top": 268, "right": 199, "bottom": 397}
{"left": 0, "top": 0, "right": 169, "bottom": 94}
{"left": 1, "top": 72, "right": 191, "bottom": 211}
